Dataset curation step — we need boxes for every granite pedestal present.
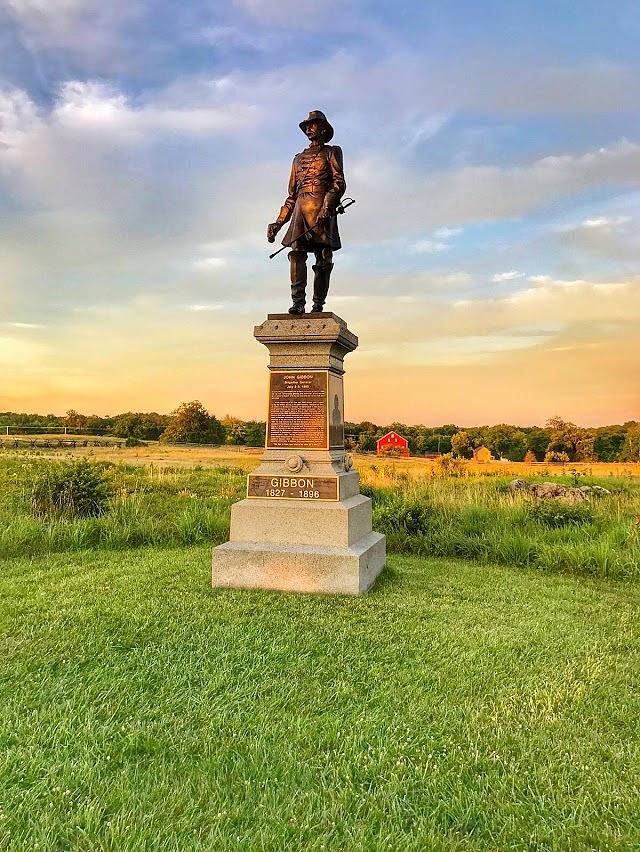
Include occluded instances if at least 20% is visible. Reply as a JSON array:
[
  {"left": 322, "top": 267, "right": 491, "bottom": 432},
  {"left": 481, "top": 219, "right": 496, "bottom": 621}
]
[{"left": 212, "top": 312, "right": 386, "bottom": 595}]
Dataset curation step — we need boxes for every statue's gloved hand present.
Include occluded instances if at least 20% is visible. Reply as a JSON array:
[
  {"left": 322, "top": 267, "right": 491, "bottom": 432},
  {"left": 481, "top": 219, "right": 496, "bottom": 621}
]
[
  {"left": 267, "top": 222, "right": 281, "bottom": 243},
  {"left": 316, "top": 207, "right": 330, "bottom": 224}
]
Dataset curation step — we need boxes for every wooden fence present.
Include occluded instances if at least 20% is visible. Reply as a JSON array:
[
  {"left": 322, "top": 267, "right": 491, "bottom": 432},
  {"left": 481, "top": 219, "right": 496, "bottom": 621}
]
[{"left": 0, "top": 439, "right": 121, "bottom": 449}]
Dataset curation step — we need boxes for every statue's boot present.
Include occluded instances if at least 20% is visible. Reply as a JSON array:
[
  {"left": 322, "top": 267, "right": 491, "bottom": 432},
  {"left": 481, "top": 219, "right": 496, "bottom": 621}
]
[
  {"left": 311, "top": 261, "right": 333, "bottom": 312},
  {"left": 288, "top": 250, "right": 307, "bottom": 314}
]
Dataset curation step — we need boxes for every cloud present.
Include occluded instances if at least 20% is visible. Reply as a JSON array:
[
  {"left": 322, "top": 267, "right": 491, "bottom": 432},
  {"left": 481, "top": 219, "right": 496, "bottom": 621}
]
[
  {"left": 447, "top": 275, "right": 640, "bottom": 337},
  {"left": 491, "top": 271, "right": 523, "bottom": 282},
  {"left": 581, "top": 216, "right": 631, "bottom": 229},
  {"left": 557, "top": 215, "right": 632, "bottom": 232},
  {"left": 409, "top": 239, "right": 449, "bottom": 254},
  {"left": 403, "top": 112, "right": 451, "bottom": 150},
  {"left": 52, "top": 80, "right": 259, "bottom": 138},
  {"left": 397, "top": 332, "right": 551, "bottom": 366},
  {"left": 1, "top": 12, "right": 639, "bottom": 424},
  {"left": 553, "top": 211, "right": 639, "bottom": 261},
  {"left": 4, "top": 0, "right": 90, "bottom": 31},
  {"left": 196, "top": 25, "right": 281, "bottom": 53},
  {"left": 0, "top": 87, "right": 42, "bottom": 160},
  {"left": 192, "top": 257, "right": 228, "bottom": 271},
  {"left": 408, "top": 226, "right": 463, "bottom": 254},
  {"left": 185, "top": 303, "right": 224, "bottom": 312},
  {"left": 233, "top": 0, "right": 353, "bottom": 29},
  {"left": 433, "top": 227, "right": 463, "bottom": 239},
  {"left": 0, "top": 332, "right": 48, "bottom": 369},
  {"left": 2, "top": 0, "right": 150, "bottom": 80},
  {"left": 349, "top": 139, "right": 640, "bottom": 242}
]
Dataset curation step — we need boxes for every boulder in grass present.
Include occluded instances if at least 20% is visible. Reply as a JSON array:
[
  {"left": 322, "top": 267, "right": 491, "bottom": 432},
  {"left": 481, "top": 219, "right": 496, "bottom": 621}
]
[
  {"left": 530, "top": 482, "right": 567, "bottom": 499},
  {"left": 555, "top": 487, "right": 588, "bottom": 504},
  {"left": 508, "top": 479, "right": 531, "bottom": 493},
  {"left": 579, "top": 484, "right": 611, "bottom": 496}
]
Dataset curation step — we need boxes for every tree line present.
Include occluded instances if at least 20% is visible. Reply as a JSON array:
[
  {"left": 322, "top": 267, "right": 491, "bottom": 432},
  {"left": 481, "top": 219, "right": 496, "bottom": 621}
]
[
  {"left": 0, "top": 402, "right": 265, "bottom": 447},
  {"left": 1, "top": 406, "right": 639, "bottom": 461},
  {"left": 346, "top": 416, "right": 640, "bottom": 462}
]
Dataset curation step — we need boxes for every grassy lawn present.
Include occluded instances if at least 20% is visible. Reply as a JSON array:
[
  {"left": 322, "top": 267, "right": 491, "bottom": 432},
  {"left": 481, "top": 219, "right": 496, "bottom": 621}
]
[{"left": 1, "top": 546, "right": 638, "bottom": 851}]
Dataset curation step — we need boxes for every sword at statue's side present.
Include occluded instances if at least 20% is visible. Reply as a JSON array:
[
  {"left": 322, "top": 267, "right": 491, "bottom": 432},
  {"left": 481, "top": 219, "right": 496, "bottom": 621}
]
[{"left": 268, "top": 198, "right": 356, "bottom": 260}]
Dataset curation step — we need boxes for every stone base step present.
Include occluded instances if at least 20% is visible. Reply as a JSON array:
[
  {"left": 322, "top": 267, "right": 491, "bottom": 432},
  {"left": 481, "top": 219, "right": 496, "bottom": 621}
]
[{"left": 212, "top": 532, "right": 386, "bottom": 595}]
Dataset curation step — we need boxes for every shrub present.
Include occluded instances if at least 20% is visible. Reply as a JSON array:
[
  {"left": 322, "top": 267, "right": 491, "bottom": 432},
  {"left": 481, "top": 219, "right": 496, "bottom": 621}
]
[
  {"left": 31, "top": 460, "right": 112, "bottom": 520},
  {"left": 544, "top": 451, "right": 570, "bottom": 463},
  {"left": 374, "top": 500, "right": 433, "bottom": 535},
  {"left": 529, "top": 499, "right": 594, "bottom": 528},
  {"left": 379, "top": 446, "right": 405, "bottom": 458},
  {"left": 433, "top": 453, "right": 467, "bottom": 477}
]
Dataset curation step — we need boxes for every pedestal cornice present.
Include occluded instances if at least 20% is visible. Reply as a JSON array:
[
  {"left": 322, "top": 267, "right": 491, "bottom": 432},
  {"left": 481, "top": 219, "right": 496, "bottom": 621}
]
[{"left": 254, "top": 312, "right": 358, "bottom": 373}]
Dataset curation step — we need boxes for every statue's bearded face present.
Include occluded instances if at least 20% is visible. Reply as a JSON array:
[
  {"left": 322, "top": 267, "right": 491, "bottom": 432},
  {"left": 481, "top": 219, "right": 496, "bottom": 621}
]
[{"left": 304, "top": 120, "right": 324, "bottom": 142}]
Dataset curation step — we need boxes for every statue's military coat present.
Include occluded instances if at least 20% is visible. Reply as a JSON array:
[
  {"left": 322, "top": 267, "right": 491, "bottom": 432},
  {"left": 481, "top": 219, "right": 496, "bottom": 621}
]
[{"left": 276, "top": 144, "right": 346, "bottom": 250}]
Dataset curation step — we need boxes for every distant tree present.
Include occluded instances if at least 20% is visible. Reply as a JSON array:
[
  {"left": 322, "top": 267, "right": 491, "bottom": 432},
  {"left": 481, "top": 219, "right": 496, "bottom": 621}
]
[
  {"left": 388, "top": 422, "right": 409, "bottom": 434},
  {"left": 451, "top": 431, "right": 473, "bottom": 459},
  {"left": 546, "top": 416, "right": 595, "bottom": 462},
  {"left": 85, "top": 415, "right": 111, "bottom": 434},
  {"left": 244, "top": 421, "right": 266, "bottom": 447},
  {"left": 357, "top": 434, "right": 377, "bottom": 453},
  {"left": 525, "top": 427, "right": 551, "bottom": 460},
  {"left": 620, "top": 425, "right": 640, "bottom": 462},
  {"left": 574, "top": 432, "right": 596, "bottom": 462},
  {"left": 64, "top": 409, "right": 88, "bottom": 429},
  {"left": 546, "top": 416, "right": 575, "bottom": 457},
  {"left": 594, "top": 426, "right": 626, "bottom": 461},
  {"left": 485, "top": 424, "right": 528, "bottom": 460},
  {"left": 160, "top": 401, "right": 224, "bottom": 444},
  {"left": 112, "top": 412, "right": 168, "bottom": 441},
  {"left": 355, "top": 421, "right": 377, "bottom": 435},
  {"left": 0, "top": 411, "right": 63, "bottom": 429},
  {"left": 436, "top": 434, "right": 452, "bottom": 454},
  {"left": 523, "top": 450, "right": 537, "bottom": 464},
  {"left": 508, "top": 430, "right": 529, "bottom": 461},
  {"left": 221, "top": 415, "right": 247, "bottom": 445},
  {"left": 414, "top": 434, "right": 430, "bottom": 456}
]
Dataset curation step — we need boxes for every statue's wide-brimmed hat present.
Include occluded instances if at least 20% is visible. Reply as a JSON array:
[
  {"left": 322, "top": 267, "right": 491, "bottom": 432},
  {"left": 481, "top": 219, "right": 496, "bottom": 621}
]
[{"left": 299, "top": 110, "right": 334, "bottom": 141}]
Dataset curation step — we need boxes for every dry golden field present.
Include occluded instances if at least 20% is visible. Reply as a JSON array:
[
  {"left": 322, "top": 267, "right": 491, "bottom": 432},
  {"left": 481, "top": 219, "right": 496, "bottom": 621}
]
[{"left": 1, "top": 436, "right": 638, "bottom": 479}]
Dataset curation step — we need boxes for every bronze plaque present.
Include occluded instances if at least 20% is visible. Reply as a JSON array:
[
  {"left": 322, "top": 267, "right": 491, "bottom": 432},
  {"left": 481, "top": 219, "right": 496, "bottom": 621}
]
[
  {"left": 247, "top": 475, "right": 338, "bottom": 501},
  {"left": 266, "top": 371, "right": 328, "bottom": 449}
]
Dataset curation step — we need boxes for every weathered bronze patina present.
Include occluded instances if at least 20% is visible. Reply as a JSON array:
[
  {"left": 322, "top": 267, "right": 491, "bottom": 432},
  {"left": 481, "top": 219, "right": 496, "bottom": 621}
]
[
  {"left": 267, "top": 110, "right": 346, "bottom": 314},
  {"left": 266, "top": 370, "right": 328, "bottom": 450}
]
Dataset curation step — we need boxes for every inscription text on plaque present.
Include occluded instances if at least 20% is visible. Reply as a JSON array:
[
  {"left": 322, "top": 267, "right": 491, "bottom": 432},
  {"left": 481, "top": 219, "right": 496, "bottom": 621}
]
[
  {"left": 248, "top": 475, "right": 338, "bottom": 501},
  {"left": 266, "top": 371, "right": 328, "bottom": 449}
]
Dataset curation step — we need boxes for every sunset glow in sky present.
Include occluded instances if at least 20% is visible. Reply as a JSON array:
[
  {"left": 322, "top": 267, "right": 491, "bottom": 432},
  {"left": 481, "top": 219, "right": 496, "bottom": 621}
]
[{"left": 1, "top": 0, "right": 639, "bottom": 425}]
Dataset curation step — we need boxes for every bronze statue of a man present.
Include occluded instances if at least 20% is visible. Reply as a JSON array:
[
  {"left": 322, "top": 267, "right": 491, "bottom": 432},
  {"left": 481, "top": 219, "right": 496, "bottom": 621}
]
[{"left": 267, "top": 110, "right": 346, "bottom": 314}]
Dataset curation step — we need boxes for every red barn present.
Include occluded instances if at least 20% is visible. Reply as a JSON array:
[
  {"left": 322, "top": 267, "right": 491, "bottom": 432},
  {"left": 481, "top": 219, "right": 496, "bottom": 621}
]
[{"left": 376, "top": 431, "right": 410, "bottom": 457}]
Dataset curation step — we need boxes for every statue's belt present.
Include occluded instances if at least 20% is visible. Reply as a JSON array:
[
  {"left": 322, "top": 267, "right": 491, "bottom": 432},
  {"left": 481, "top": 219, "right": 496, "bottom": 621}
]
[{"left": 295, "top": 181, "right": 329, "bottom": 193}]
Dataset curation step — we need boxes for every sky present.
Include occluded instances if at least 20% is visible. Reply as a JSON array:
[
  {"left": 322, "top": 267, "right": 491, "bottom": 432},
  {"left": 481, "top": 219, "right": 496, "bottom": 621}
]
[{"left": 0, "top": 0, "right": 639, "bottom": 426}]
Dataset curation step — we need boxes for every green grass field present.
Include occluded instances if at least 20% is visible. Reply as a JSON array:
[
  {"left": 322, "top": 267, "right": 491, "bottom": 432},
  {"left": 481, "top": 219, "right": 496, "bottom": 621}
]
[
  {"left": 1, "top": 546, "right": 638, "bottom": 850},
  {"left": 1, "top": 452, "right": 639, "bottom": 849}
]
